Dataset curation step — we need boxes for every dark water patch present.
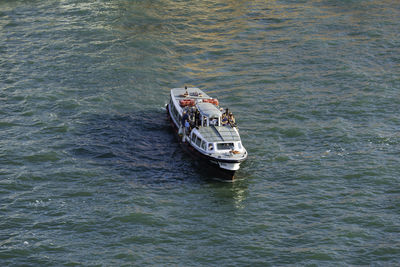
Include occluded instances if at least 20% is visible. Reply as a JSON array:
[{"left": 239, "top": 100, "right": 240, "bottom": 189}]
[
  {"left": 111, "top": 212, "right": 165, "bottom": 227},
  {"left": 280, "top": 127, "right": 306, "bottom": 138},
  {"left": 94, "top": 151, "right": 117, "bottom": 159},
  {"left": 22, "top": 151, "right": 60, "bottom": 163},
  {"left": 0, "top": 215, "right": 32, "bottom": 232},
  {"left": 40, "top": 124, "right": 69, "bottom": 134},
  {"left": 71, "top": 109, "right": 228, "bottom": 185},
  {"left": 0, "top": 121, "right": 19, "bottom": 128},
  {"left": 0, "top": 180, "right": 34, "bottom": 192}
]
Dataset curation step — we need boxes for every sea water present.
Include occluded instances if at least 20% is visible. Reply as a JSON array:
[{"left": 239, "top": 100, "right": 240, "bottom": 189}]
[{"left": 1, "top": 0, "right": 399, "bottom": 265}]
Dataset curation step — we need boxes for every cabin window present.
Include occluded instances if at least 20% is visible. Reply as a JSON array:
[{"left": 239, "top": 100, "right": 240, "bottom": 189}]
[
  {"left": 195, "top": 137, "right": 202, "bottom": 147},
  {"left": 191, "top": 133, "right": 197, "bottom": 142},
  {"left": 201, "top": 140, "right": 206, "bottom": 150},
  {"left": 217, "top": 143, "right": 234, "bottom": 150},
  {"left": 209, "top": 117, "right": 219, "bottom": 126}
]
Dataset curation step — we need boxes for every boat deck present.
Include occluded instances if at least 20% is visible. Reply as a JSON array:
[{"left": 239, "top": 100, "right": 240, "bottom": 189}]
[{"left": 171, "top": 87, "right": 211, "bottom": 101}]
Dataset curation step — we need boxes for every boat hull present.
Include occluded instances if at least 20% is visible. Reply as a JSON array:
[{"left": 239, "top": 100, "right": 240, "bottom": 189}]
[{"left": 166, "top": 104, "right": 239, "bottom": 180}]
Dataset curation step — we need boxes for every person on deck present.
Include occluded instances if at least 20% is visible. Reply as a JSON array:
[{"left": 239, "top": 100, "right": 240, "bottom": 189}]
[
  {"left": 228, "top": 112, "right": 235, "bottom": 123},
  {"left": 183, "top": 86, "right": 189, "bottom": 96},
  {"left": 228, "top": 112, "right": 236, "bottom": 127},
  {"left": 181, "top": 111, "right": 189, "bottom": 139},
  {"left": 185, "top": 120, "right": 190, "bottom": 134},
  {"left": 222, "top": 115, "right": 228, "bottom": 126},
  {"left": 181, "top": 111, "right": 188, "bottom": 126},
  {"left": 195, "top": 110, "right": 200, "bottom": 127}
]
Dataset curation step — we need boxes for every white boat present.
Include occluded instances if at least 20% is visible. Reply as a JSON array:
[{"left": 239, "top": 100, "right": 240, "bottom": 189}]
[{"left": 166, "top": 86, "right": 248, "bottom": 178}]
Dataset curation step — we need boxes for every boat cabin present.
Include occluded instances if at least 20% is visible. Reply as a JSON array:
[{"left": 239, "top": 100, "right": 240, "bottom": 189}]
[{"left": 196, "top": 102, "right": 222, "bottom": 127}]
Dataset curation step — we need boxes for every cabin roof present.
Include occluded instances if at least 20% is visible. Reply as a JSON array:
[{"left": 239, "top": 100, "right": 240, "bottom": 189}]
[
  {"left": 198, "top": 126, "right": 241, "bottom": 143},
  {"left": 197, "top": 102, "right": 221, "bottom": 118}
]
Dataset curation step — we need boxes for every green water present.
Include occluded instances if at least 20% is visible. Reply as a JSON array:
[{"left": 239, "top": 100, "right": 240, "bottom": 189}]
[{"left": 1, "top": 0, "right": 399, "bottom": 265}]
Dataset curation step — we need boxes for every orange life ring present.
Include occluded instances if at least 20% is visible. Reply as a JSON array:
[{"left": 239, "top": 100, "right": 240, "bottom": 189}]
[
  {"left": 179, "top": 99, "right": 195, "bottom": 107},
  {"left": 203, "top": 98, "right": 219, "bottom": 106}
]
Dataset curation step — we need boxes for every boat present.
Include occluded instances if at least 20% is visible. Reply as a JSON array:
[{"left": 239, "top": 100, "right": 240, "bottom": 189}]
[{"left": 166, "top": 86, "right": 248, "bottom": 179}]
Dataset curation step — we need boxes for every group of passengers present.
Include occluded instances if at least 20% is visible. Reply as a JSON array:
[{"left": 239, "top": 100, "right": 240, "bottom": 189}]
[
  {"left": 181, "top": 107, "right": 200, "bottom": 136},
  {"left": 221, "top": 108, "right": 236, "bottom": 127}
]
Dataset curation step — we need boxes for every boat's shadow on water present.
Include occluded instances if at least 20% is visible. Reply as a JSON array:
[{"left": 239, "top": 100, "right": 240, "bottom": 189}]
[{"left": 71, "top": 109, "right": 248, "bottom": 186}]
